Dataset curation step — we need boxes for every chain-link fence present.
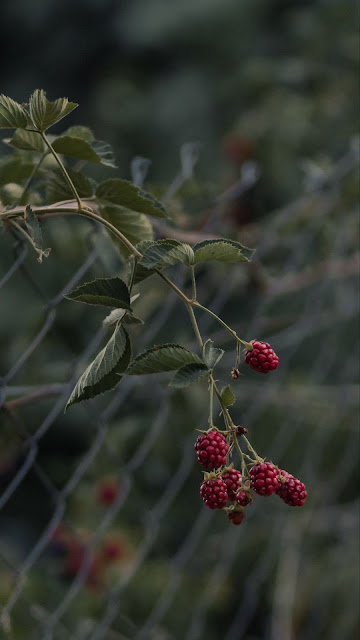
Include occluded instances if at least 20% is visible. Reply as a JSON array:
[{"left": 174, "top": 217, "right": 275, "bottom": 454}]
[{"left": 0, "top": 146, "right": 359, "bottom": 640}]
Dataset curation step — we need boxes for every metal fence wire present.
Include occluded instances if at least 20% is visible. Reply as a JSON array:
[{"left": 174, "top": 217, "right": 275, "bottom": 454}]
[{"left": 0, "top": 146, "right": 359, "bottom": 640}]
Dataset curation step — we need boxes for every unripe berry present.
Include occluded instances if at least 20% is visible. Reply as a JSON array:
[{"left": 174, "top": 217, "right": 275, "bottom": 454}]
[
  {"left": 195, "top": 430, "right": 229, "bottom": 469},
  {"left": 222, "top": 467, "right": 242, "bottom": 501},
  {"left": 245, "top": 340, "right": 279, "bottom": 374},
  {"left": 250, "top": 462, "right": 279, "bottom": 496},
  {"left": 276, "top": 470, "right": 307, "bottom": 507},
  {"left": 236, "top": 490, "right": 253, "bottom": 507},
  {"left": 227, "top": 508, "right": 246, "bottom": 526},
  {"left": 200, "top": 477, "right": 228, "bottom": 509}
]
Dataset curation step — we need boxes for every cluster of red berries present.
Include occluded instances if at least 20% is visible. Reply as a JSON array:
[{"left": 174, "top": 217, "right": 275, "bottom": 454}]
[
  {"left": 48, "top": 524, "right": 129, "bottom": 591},
  {"left": 195, "top": 430, "right": 307, "bottom": 526}
]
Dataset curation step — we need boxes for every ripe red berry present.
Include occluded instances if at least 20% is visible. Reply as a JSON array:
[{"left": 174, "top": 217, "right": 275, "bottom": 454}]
[
  {"left": 195, "top": 430, "right": 229, "bottom": 469},
  {"left": 97, "top": 478, "right": 119, "bottom": 506},
  {"left": 276, "top": 470, "right": 307, "bottom": 507},
  {"left": 227, "top": 509, "right": 246, "bottom": 525},
  {"left": 245, "top": 340, "right": 279, "bottom": 374},
  {"left": 200, "top": 477, "right": 228, "bottom": 509},
  {"left": 222, "top": 468, "right": 242, "bottom": 501},
  {"left": 250, "top": 462, "right": 279, "bottom": 496},
  {"left": 236, "top": 490, "right": 253, "bottom": 507}
]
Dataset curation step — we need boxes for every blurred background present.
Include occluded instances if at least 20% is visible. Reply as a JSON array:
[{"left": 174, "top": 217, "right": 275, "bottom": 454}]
[{"left": 0, "top": 0, "right": 359, "bottom": 639}]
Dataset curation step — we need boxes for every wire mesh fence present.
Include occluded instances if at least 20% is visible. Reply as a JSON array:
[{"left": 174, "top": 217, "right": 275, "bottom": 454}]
[{"left": 0, "top": 145, "right": 359, "bottom": 640}]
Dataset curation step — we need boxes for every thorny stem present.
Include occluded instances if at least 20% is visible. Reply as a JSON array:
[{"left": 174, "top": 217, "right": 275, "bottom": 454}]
[
  {"left": 193, "top": 301, "right": 253, "bottom": 350},
  {"left": 40, "top": 132, "right": 83, "bottom": 210}
]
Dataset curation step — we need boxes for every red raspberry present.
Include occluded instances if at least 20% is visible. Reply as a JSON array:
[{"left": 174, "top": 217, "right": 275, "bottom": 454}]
[
  {"left": 195, "top": 430, "right": 229, "bottom": 469},
  {"left": 97, "top": 478, "right": 119, "bottom": 506},
  {"left": 227, "top": 509, "right": 246, "bottom": 525},
  {"left": 236, "top": 490, "right": 253, "bottom": 507},
  {"left": 200, "top": 478, "right": 228, "bottom": 509},
  {"left": 245, "top": 340, "right": 279, "bottom": 374},
  {"left": 276, "top": 470, "right": 307, "bottom": 507},
  {"left": 222, "top": 468, "right": 242, "bottom": 501},
  {"left": 250, "top": 462, "right": 279, "bottom": 496}
]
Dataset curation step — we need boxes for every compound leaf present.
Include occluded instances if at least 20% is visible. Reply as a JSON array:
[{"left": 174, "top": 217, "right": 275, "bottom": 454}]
[
  {"left": 139, "top": 239, "right": 194, "bottom": 269},
  {"left": 127, "top": 344, "right": 202, "bottom": 376},
  {"left": 66, "top": 324, "right": 131, "bottom": 409},
  {"left": 193, "top": 239, "right": 254, "bottom": 264},
  {"left": 29, "top": 89, "right": 78, "bottom": 131},
  {"left": 64, "top": 277, "right": 131, "bottom": 309},
  {"left": 0, "top": 95, "right": 29, "bottom": 129},
  {"left": 96, "top": 178, "right": 168, "bottom": 218},
  {"left": 169, "top": 363, "right": 209, "bottom": 388}
]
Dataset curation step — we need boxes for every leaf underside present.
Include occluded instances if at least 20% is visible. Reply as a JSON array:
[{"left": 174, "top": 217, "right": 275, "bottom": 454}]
[{"left": 127, "top": 344, "right": 203, "bottom": 376}]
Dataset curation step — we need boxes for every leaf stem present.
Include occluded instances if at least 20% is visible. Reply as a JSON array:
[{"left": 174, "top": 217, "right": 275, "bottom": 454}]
[
  {"left": 190, "top": 265, "right": 197, "bottom": 301},
  {"left": 40, "top": 132, "right": 83, "bottom": 210},
  {"left": 193, "top": 301, "right": 253, "bottom": 349}
]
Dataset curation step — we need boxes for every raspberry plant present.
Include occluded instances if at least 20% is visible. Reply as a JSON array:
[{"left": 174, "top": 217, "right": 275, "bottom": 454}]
[{"left": 0, "top": 90, "right": 307, "bottom": 527}]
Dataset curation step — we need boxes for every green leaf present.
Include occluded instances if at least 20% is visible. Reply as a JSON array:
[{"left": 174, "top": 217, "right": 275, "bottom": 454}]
[
  {"left": 220, "top": 385, "right": 236, "bottom": 407},
  {"left": 46, "top": 168, "right": 94, "bottom": 203},
  {"left": 29, "top": 89, "right": 78, "bottom": 131},
  {"left": 0, "top": 95, "right": 29, "bottom": 129},
  {"left": 0, "top": 157, "right": 37, "bottom": 187},
  {"left": 202, "top": 339, "right": 224, "bottom": 369},
  {"left": 65, "top": 324, "right": 131, "bottom": 410},
  {"left": 101, "top": 205, "right": 154, "bottom": 259},
  {"left": 62, "top": 125, "right": 94, "bottom": 142},
  {"left": 96, "top": 179, "right": 168, "bottom": 218},
  {"left": 103, "top": 295, "right": 142, "bottom": 327},
  {"left": 24, "top": 205, "right": 51, "bottom": 263},
  {"left": 139, "top": 239, "right": 194, "bottom": 270},
  {"left": 52, "top": 135, "right": 116, "bottom": 168},
  {"left": 127, "top": 344, "right": 202, "bottom": 376},
  {"left": 193, "top": 239, "right": 254, "bottom": 264},
  {"left": 169, "top": 363, "right": 209, "bottom": 388},
  {"left": 64, "top": 277, "right": 131, "bottom": 309},
  {"left": 5, "top": 128, "right": 45, "bottom": 153}
]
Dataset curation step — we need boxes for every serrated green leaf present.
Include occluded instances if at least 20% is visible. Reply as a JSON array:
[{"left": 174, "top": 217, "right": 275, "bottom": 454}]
[
  {"left": 24, "top": 204, "right": 51, "bottom": 263},
  {"left": 65, "top": 324, "right": 131, "bottom": 409},
  {"left": 96, "top": 179, "right": 168, "bottom": 218},
  {"left": 102, "top": 295, "right": 142, "bottom": 327},
  {"left": 202, "top": 339, "right": 224, "bottom": 369},
  {"left": 29, "top": 89, "right": 78, "bottom": 131},
  {"left": 220, "top": 385, "right": 236, "bottom": 407},
  {"left": 193, "top": 239, "right": 254, "bottom": 264},
  {"left": 62, "top": 125, "right": 95, "bottom": 142},
  {"left": 46, "top": 168, "right": 94, "bottom": 203},
  {"left": 127, "top": 344, "right": 202, "bottom": 376},
  {"left": 52, "top": 135, "right": 116, "bottom": 168},
  {"left": 139, "top": 239, "right": 194, "bottom": 270},
  {"left": 169, "top": 363, "right": 209, "bottom": 388},
  {"left": 101, "top": 204, "right": 154, "bottom": 259},
  {"left": 5, "top": 128, "right": 45, "bottom": 152},
  {"left": 64, "top": 277, "right": 131, "bottom": 309},
  {"left": 0, "top": 95, "right": 29, "bottom": 129}
]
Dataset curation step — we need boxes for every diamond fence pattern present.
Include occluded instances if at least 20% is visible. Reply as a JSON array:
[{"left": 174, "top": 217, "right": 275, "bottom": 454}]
[{"left": 0, "top": 147, "right": 359, "bottom": 640}]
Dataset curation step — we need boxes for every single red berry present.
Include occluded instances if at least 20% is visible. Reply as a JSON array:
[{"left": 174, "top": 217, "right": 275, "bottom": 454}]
[
  {"left": 200, "top": 478, "right": 228, "bottom": 509},
  {"left": 222, "top": 468, "right": 242, "bottom": 501},
  {"left": 97, "top": 478, "right": 119, "bottom": 506},
  {"left": 276, "top": 470, "right": 307, "bottom": 507},
  {"left": 195, "top": 430, "right": 229, "bottom": 469},
  {"left": 245, "top": 340, "right": 279, "bottom": 374},
  {"left": 236, "top": 490, "right": 253, "bottom": 507},
  {"left": 250, "top": 462, "right": 279, "bottom": 496},
  {"left": 227, "top": 509, "right": 246, "bottom": 525}
]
